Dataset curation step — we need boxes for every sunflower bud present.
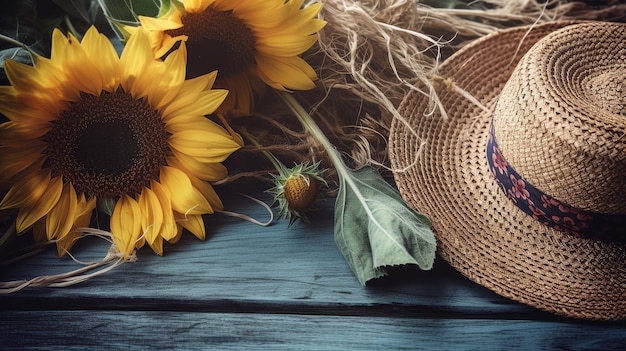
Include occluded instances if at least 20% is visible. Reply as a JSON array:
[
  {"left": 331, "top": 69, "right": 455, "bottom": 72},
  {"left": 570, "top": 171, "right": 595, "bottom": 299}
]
[
  {"left": 283, "top": 174, "right": 319, "bottom": 212},
  {"left": 267, "top": 161, "right": 327, "bottom": 226}
]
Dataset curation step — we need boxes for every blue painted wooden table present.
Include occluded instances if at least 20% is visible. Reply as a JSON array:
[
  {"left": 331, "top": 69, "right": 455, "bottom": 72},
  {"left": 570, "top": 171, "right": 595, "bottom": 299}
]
[{"left": 1, "top": 189, "right": 625, "bottom": 350}]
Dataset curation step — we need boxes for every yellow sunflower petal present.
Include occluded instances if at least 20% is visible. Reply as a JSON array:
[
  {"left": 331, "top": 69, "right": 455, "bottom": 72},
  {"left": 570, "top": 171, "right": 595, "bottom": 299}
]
[
  {"left": 110, "top": 194, "right": 143, "bottom": 258},
  {"left": 255, "top": 34, "right": 318, "bottom": 57},
  {"left": 0, "top": 86, "right": 65, "bottom": 126},
  {"left": 297, "top": 1, "right": 324, "bottom": 22},
  {"left": 2, "top": 100, "right": 59, "bottom": 126},
  {"left": 167, "top": 152, "right": 228, "bottom": 181},
  {"left": 162, "top": 39, "right": 187, "bottom": 78},
  {"left": 175, "top": 212, "right": 206, "bottom": 240},
  {"left": 190, "top": 70, "right": 219, "bottom": 90},
  {"left": 256, "top": 55, "right": 317, "bottom": 91},
  {"left": 74, "top": 194, "right": 96, "bottom": 229},
  {"left": 165, "top": 112, "right": 224, "bottom": 133},
  {"left": 4, "top": 60, "right": 58, "bottom": 96},
  {"left": 147, "top": 42, "right": 187, "bottom": 108},
  {"left": 185, "top": 0, "right": 213, "bottom": 12},
  {"left": 0, "top": 145, "right": 46, "bottom": 180},
  {"left": 154, "top": 71, "right": 218, "bottom": 115},
  {"left": 150, "top": 180, "right": 178, "bottom": 241},
  {"left": 56, "top": 231, "right": 81, "bottom": 257},
  {"left": 0, "top": 85, "right": 16, "bottom": 98},
  {"left": 31, "top": 60, "right": 81, "bottom": 103},
  {"left": 188, "top": 174, "right": 223, "bottom": 210},
  {"left": 80, "top": 26, "right": 121, "bottom": 92},
  {"left": 166, "top": 226, "right": 184, "bottom": 244},
  {"left": 45, "top": 182, "right": 78, "bottom": 240},
  {"left": 0, "top": 168, "right": 51, "bottom": 211},
  {"left": 32, "top": 218, "right": 47, "bottom": 243},
  {"left": 215, "top": 69, "right": 261, "bottom": 115},
  {"left": 147, "top": 233, "right": 164, "bottom": 256},
  {"left": 139, "top": 15, "right": 183, "bottom": 31},
  {"left": 121, "top": 23, "right": 139, "bottom": 37},
  {"left": 4, "top": 60, "right": 46, "bottom": 93},
  {"left": 161, "top": 88, "right": 228, "bottom": 117},
  {"left": 139, "top": 187, "right": 164, "bottom": 255},
  {"left": 16, "top": 175, "right": 63, "bottom": 232},
  {"left": 60, "top": 32, "right": 104, "bottom": 96},
  {"left": 279, "top": 2, "right": 325, "bottom": 34},
  {"left": 0, "top": 150, "right": 45, "bottom": 189},
  {"left": 56, "top": 193, "right": 96, "bottom": 256},
  {"left": 155, "top": 34, "right": 187, "bottom": 58},
  {"left": 32, "top": 56, "right": 67, "bottom": 91},
  {"left": 120, "top": 29, "right": 154, "bottom": 97},
  {"left": 168, "top": 129, "right": 241, "bottom": 163},
  {"left": 159, "top": 166, "right": 212, "bottom": 215},
  {"left": 0, "top": 112, "right": 53, "bottom": 141},
  {"left": 233, "top": 2, "right": 290, "bottom": 27},
  {"left": 50, "top": 28, "right": 70, "bottom": 63}
]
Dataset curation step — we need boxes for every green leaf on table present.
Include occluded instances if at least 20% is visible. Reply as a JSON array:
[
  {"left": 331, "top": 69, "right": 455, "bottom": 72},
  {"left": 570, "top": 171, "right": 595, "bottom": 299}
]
[
  {"left": 334, "top": 166, "right": 436, "bottom": 285},
  {"left": 277, "top": 91, "right": 436, "bottom": 287}
]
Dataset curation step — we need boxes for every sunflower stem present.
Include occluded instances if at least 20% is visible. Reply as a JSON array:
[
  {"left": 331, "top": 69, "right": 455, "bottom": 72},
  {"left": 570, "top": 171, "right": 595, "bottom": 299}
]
[
  {"left": 64, "top": 15, "right": 82, "bottom": 39},
  {"left": 276, "top": 90, "right": 382, "bottom": 224},
  {"left": 239, "top": 129, "right": 287, "bottom": 177},
  {"left": 275, "top": 91, "right": 350, "bottom": 181},
  {"left": 0, "top": 34, "right": 35, "bottom": 57}
]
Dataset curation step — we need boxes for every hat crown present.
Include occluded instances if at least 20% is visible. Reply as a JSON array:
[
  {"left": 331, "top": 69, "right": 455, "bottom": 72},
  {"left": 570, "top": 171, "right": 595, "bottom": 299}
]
[{"left": 492, "top": 22, "right": 626, "bottom": 215}]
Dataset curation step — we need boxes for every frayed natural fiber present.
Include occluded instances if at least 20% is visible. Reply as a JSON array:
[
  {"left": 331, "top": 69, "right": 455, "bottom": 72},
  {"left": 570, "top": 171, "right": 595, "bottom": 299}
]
[
  {"left": 224, "top": 0, "right": 625, "bottom": 191},
  {"left": 215, "top": 193, "right": 274, "bottom": 227},
  {"left": 0, "top": 228, "right": 134, "bottom": 293}
]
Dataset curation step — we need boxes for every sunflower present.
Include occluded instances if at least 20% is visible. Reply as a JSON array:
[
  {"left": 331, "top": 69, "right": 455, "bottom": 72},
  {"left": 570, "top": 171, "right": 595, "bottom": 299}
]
[
  {"left": 125, "top": 0, "right": 326, "bottom": 116},
  {"left": 0, "top": 26, "right": 241, "bottom": 257}
]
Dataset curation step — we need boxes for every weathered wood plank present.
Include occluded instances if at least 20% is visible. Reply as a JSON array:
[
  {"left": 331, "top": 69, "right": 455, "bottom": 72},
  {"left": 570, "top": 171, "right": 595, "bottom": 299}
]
[
  {"left": 1, "top": 192, "right": 624, "bottom": 350},
  {"left": 1, "top": 310, "right": 625, "bottom": 351},
  {"left": 1, "top": 195, "right": 534, "bottom": 317}
]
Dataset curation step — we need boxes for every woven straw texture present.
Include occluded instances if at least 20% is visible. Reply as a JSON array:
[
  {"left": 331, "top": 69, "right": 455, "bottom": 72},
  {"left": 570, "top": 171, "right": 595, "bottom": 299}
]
[{"left": 389, "top": 21, "right": 626, "bottom": 320}]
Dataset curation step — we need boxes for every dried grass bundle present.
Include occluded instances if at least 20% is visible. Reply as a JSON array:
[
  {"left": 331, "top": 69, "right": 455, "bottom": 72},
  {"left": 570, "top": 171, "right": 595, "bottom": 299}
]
[{"left": 222, "top": 0, "right": 626, "bottom": 192}]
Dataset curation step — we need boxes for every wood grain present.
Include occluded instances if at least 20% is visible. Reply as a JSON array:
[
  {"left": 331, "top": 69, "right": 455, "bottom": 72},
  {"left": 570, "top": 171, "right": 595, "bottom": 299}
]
[
  {"left": 1, "top": 193, "right": 624, "bottom": 350},
  {"left": 2, "top": 311, "right": 625, "bottom": 351}
]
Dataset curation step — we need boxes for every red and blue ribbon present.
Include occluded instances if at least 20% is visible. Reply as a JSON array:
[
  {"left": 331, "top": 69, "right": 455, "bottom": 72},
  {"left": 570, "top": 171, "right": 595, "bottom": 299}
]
[{"left": 486, "top": 125, "right": 626, "bottom": 242}]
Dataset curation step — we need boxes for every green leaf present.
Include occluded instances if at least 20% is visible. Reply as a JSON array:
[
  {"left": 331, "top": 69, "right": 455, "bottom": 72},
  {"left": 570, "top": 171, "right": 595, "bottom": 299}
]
[
  {"left": 0, "top": 47, "right": 32, "bottom": 87},
  {"left": 277, "top": 91, "right": 436, "bottom": 286},
  {"left": 96, "top": 0, "right": 165, "bottom": 39},
  {"left": 97, "top": 0, "right": 161, "bottom": 23},
  {"left": 48, "top": 0, "right": 115, "bottom": 39},
  {"left": 0, "top": 0, "right": 39, "bottom": 87},
  {"left": 334, "top": 166, "right": 436, "bottom": 285},
  {"left": 50, "top": 0, "right": 96, "bottom": 23}
]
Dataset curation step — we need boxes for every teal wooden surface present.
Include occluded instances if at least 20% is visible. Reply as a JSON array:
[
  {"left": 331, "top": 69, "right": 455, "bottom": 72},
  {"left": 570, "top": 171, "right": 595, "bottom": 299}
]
[
  {"left": 2, "top": 311, "right": 625, "bottom": 351},
  {"left": 1, "top": 191, "right": 625, "bottom": 350}
]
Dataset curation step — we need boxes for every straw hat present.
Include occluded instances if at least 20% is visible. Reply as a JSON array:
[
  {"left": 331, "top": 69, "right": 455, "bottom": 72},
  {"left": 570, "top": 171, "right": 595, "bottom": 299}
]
[{"left": 389, "top": 21, "right": 626, "bottom": 320}]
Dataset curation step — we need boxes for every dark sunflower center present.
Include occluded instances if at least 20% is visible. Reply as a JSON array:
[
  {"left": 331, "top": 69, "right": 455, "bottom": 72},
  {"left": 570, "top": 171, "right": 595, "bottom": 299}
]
[
  {"left": 76, "top": 120, "right": 138, "bottom": 176},
  {"left": 45, "top": 88, "right": 169, "bottom": 198},
  {"left": 165, "top": 7, "right": 257, "bottom": 79}
]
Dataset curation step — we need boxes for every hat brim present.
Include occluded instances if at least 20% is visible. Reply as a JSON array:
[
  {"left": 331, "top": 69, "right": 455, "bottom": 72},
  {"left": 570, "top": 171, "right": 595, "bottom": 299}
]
[{"left": 389, "top": 21, "right": 626, "bottom": 320}]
